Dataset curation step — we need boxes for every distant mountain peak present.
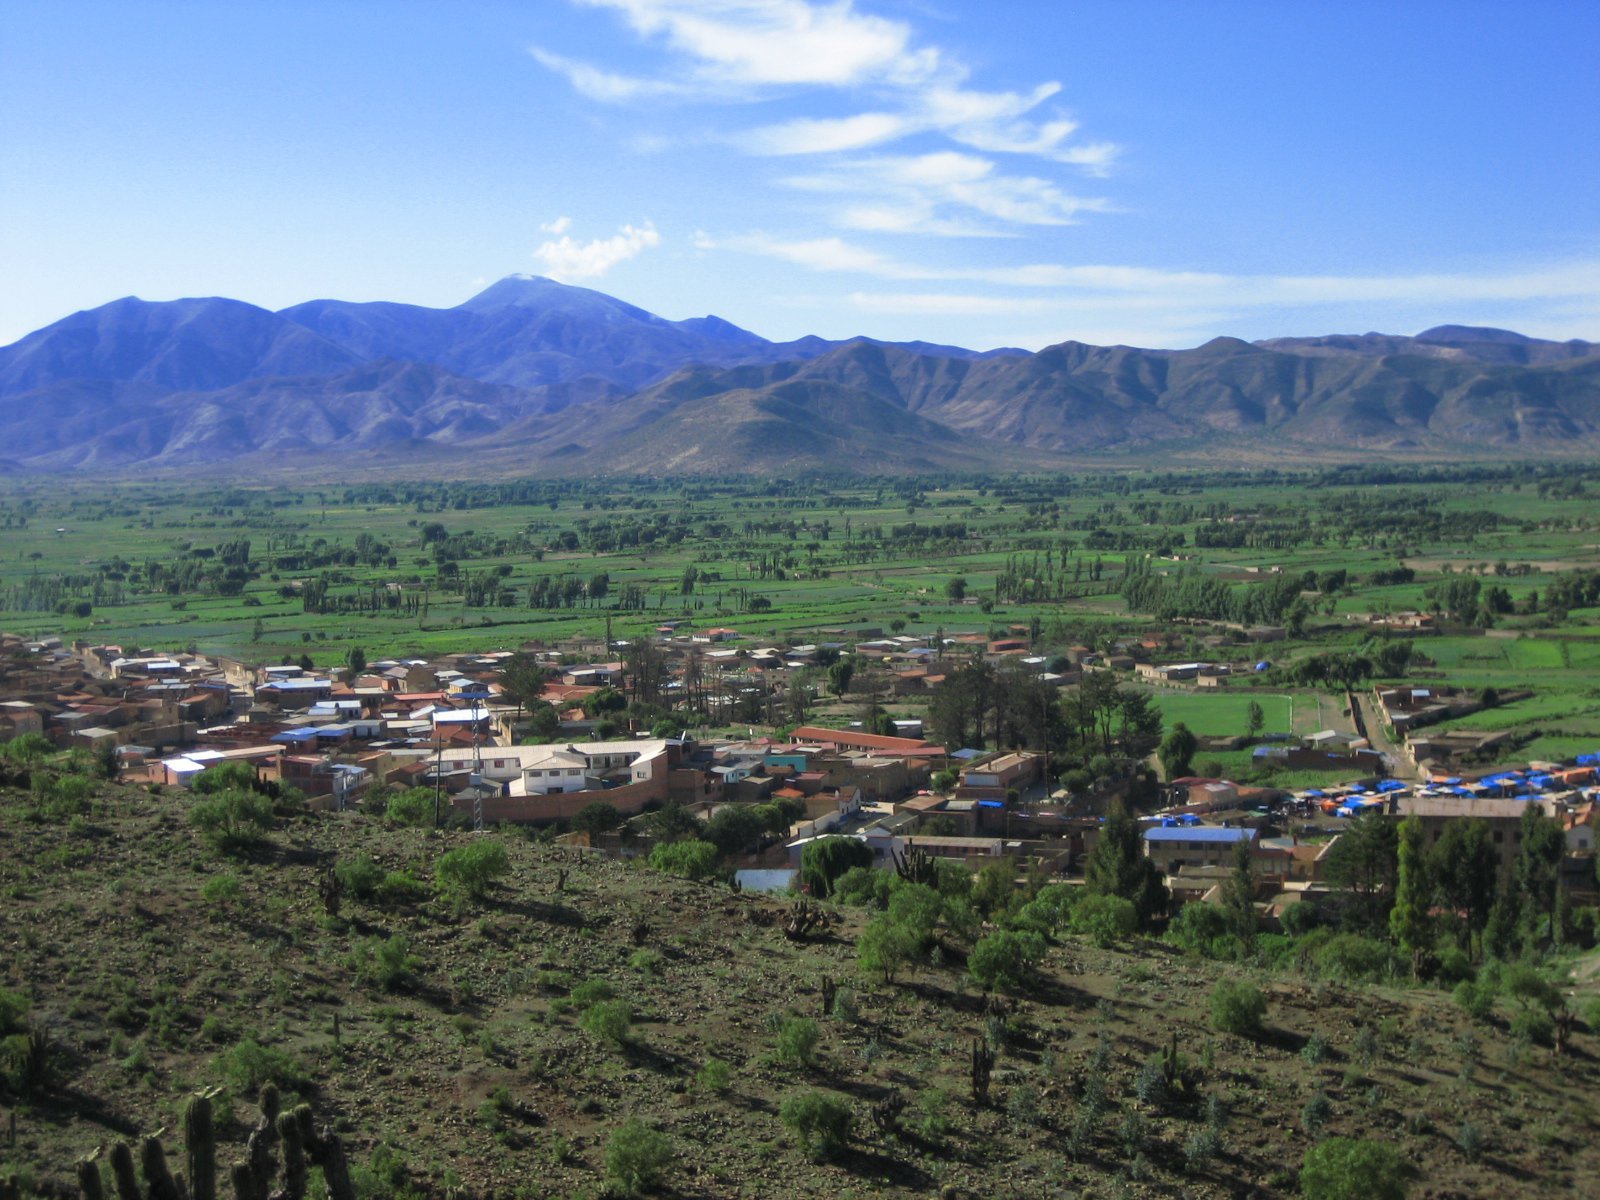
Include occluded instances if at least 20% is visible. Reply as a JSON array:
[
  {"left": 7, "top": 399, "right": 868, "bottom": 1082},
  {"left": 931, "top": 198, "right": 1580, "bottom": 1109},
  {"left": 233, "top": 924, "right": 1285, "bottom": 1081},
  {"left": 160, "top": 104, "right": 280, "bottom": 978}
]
[{"left": 1416, "top": 325, "right": 1532, "bottom": 345}]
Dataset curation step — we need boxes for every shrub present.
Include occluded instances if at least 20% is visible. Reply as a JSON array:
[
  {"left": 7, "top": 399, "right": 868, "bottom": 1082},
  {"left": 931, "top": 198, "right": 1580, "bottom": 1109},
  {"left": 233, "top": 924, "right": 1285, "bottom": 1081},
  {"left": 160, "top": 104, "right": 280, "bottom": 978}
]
[
  {"left": 1453, "top": 977, "right": 1496, "bottom": 1022},
  {"left": 832, "top": 865, "right": 895, "bottom": 909},
  {"left": 376, "top": 870, "right": 428, "bottom": 905},
  {"left": 1184, "top": 1126, "right": 1221, "bottom": 1172},
  {"left": 647, "top": 839, "right": 720, "bottom": 881},
  {"left": 967, "top": 930, "right": 1046, "bottom": 992},
  {"left": 1302, "top": 1092, "right": 1332, "bottom": 1134},
  {"left": 188, "top": 790, "right": 274, "bottom": 853},
  {"left": 335, "top": 854, "right": 386, "bottom": 900},
  {"left": 570, "top": 801, "right": 622, "bottom": 836},
  {"left": 1301, "top": 1033, "right": 1328, "bottom": 1065},
  {"left": 1281, "top": 900, "right": 1322, "bottom": 937},
  {"left": 1069, "top": 893, "right": 1138, "bottom": 948},
  {"left": 570, "top": 979, "right": 616, "bottom": 1008},
  {"left": 1167, "top": 902, "right": 1232, "bottom": 957},
  {"left": 385, "top": 788, "right": 433, "bottom": 827},
  {"left": 774, "top": 1017, "right": 820, "bottom": 1068},
  {"left": 856, "top": 913, "right": 919, "bottom": 984},
  {"left": 799, "top": 835, "right": 873, "bottom": 898},
  {"left": 1509, "top": 1006, "right": 1554, "bottom": 1046},
  {"left": 1300, "top": 1138, "right": 1411, "bottom": 1200},
  {"left": 1014, "top": 882, "right": 1079, "bottom": 935},
  {"left": 0, "top": 989, "right": 28, "bottom": 1037},
  {"left": 214, "top": 1039, "right": 306, "bottom": 1095},
  {"left": 435, "top": 839, "right": 509, "bottom": 901},
  {"left": 1314, "top": 934, "right": 1397, "bottom": 983},
  {"left": 1210, "top": 979, "right": 1266, "bottom": 1036},
  {"left": 694, "top": 1058, "right": 732, "bottom": 1095},
  {"left": 348, "top": 934, "right": 422, "bottom": 991},
  {"left": 603, "top": 1118, "right": 674, "bottom": 1196},
  {"left": 1456, "top": 1120, "right": 1485, "bottom": 1162},
  {"left": 580, "top": 999, "right": 634, "bottom": 1047},
  {"left": 200, "top": 874, "right": 242, "bottom": 910},
  {"left": 780, "top": 1090, "right": 852, "bottom": 1159}
]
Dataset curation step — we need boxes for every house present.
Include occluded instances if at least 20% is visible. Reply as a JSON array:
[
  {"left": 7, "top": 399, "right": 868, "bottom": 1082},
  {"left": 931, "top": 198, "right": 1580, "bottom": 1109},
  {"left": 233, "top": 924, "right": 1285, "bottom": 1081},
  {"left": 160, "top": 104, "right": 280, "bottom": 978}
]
[{"left": 1143, "top": 825, "right": 1257, "bottom": 873}]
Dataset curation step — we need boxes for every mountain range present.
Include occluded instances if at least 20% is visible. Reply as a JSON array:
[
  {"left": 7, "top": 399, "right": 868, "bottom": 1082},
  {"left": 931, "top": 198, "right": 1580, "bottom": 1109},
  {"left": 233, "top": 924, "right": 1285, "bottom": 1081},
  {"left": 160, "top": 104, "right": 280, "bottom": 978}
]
[{"left": 2, "top": 275, "right": 1596, "bottom": 475}]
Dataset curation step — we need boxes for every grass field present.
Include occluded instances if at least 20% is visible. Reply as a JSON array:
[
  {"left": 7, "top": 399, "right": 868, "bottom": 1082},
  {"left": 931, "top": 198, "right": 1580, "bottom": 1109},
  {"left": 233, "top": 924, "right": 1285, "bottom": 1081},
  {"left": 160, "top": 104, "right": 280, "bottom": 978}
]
[
  {"left": 3, "top": 467, "right": 1600, "bottom": 767},
  {"left": 1150, "top": 691, "right": 1295, "bottom": 738}
]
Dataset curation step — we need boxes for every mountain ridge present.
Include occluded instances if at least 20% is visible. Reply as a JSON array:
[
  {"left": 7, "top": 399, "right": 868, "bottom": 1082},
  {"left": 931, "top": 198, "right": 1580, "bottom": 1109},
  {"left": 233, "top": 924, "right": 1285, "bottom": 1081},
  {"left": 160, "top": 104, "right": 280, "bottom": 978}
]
[{"left": 1, "top": 276, "right": 1595, "bottom": 475}]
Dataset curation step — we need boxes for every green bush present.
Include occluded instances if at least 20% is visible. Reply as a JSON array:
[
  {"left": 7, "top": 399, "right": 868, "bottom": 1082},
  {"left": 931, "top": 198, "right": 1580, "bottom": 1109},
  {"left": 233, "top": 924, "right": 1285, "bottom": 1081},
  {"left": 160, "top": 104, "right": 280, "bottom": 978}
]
[
  {"left": 214, "top": 1039, "right": 307, "bottom": 1096},
  {"left": 1453, "top": 977, "right": 1496, "bottom": 1022},
  {"left": 1013, "top": 882, "right": 1079, "bottom": 935},
  {"left": 1210, "top": 979, "right": 1266, "bottom": 1037},
  {"left": 1313, "top": 933, "right": 1398, "bottom": 983},
  {"left": 603, "top": 1118, "right": 674, "bottom": 1196},
  {"left": 385, "top": 788, "right": 433, "bottom": 827},
  {"left": 798, "top": 835, "right": 873, "bottom": 898},
  {"left": 780, "top": 1090, "right": 853, "bottom": 1159},
  {"left": 335, "top": 854, "right": 386, "bottom": 900},
  {"left": 376, "top": 870, "right": 428, "bottom": 905},
  {"left": 694, "top": 1058, "right": 732, "bottom": 1095},
  {"left": 0, "top": 988, "right": 29, "bottom": 1037},
  {"left": 200, "top": 874, "right": 242, "bottom": 909},
  {"left": 580, "top": 999, "right": 634, "bottom": 1047},
  {"left": 967, "top": 930, "right": 1046, "bottom": 992},
  {"left": 832, "top": 865, "right": 895, "bottom": 909},
  {"left": 774, "top": 1017, "right": 820, "bottom": 1068},
  {"left": 856, "top": 912, "right": 919, "bottom": 984},
  {"left": 570, "top": 979, "right": 616, "bottom": 1008},
  {"left": 188, "top": 790, "right": 274, "bottom": 853},
  {"left": 1509, "top": 1006, "right": 1554, "bottom": 1046},
  {"left": 1300, "top": 1138, "right": 1410, "bottom": 1200},
  {"left": 1167, "top": 902, "right": 1232, "bottom": 957},
  {"left": 647, "top": 839, "right": 720, "bottom": 881},
  {"left": 348, "top": 934, "right": 422, "bottom": 991},
  {"left": 1069, "top": 893, "right": 1138, "bottom": 948},
  {"left": 1281, "top": 900, "right": 1322, "bottom": 937},
  {"left": 28, "top": 773, "right": 94, "bottom": 821},
  {"left": 434, "top": 839, "right": 509, "bottom": 901}
]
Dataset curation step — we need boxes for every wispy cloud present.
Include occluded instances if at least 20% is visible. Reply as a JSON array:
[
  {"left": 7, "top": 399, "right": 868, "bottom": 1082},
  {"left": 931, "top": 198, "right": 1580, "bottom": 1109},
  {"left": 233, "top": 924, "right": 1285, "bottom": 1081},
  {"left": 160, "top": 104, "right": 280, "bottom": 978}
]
[
  {"left": 533, "top": 220, "right": 662, "bottom": 281},
  {"left": 536, "top": 1, "right": 1115, "bottom": 237},
  {"left": 713, "top": 232, "right": 1600, "bottom": 344}
]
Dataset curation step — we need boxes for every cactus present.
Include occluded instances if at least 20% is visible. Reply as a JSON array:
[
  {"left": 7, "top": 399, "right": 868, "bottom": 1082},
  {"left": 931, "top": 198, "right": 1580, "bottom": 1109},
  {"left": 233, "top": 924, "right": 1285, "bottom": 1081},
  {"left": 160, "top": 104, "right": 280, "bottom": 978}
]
[
  {"left": 783, "top": 898, "right": 824, "bottom": 941},
  {"left": 275, "top": 1111, "right": 307, "bottom": 1200},
  {"left": 140, "top": 1134, "right": 181, "bottom": 1200},
  {"left": 108, "top": 1141, "right": 141, "bottom": 1200},
  {"left": 80, "top": 1088, "right": 354, "bottom": 1200},
  {"left": 184, "top": 1095, "right": 216, "bottom": 1200},
  {"left": 76, "top": 1160, "right": 105, "bottom": 1200},
  {"left": 891, "top": 844, "right": 937, "bottom": 886},
  {"left": 820, "top": 976, "right": 837, "bottom": 1018},
  {"left": 970, "top": 1037, "right": 995, "bottom": 1106}
]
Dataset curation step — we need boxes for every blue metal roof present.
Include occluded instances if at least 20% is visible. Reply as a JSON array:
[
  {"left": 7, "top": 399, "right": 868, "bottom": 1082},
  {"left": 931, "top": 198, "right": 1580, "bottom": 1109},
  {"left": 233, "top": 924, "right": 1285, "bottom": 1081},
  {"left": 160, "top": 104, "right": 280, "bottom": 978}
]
[{"left": 1143, "top": 826, "right": 1255, "bottom": 843}]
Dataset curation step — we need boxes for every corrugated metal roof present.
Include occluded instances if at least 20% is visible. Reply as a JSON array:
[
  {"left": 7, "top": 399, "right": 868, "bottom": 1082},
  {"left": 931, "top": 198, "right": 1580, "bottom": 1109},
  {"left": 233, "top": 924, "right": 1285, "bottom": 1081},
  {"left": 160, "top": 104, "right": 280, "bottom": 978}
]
[{"left": 1143, "top": 826, "right": 1255, "bottom": 844}]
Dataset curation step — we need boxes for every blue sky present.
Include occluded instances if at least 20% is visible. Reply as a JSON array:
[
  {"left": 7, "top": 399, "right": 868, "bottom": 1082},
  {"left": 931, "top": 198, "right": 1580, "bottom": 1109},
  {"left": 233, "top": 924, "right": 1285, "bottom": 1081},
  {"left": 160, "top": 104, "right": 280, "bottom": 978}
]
[{"left": 3, "top": 0, "right": 1597, "bottom": 350}]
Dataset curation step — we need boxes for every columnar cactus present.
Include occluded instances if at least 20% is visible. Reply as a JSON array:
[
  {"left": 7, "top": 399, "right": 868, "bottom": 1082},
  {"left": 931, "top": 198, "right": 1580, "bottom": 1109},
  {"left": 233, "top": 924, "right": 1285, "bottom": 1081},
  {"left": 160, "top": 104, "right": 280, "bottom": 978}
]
[
  {"left": 107, "top": 1141, "right": 140, "bottom": 1200},
  {"left": 184, "top": 1094, "right": 216, "bottom": 1200},
  {"left": 139, "top": 1135, "right": 181, "bottom": 1200},
  {"left": 76, "top": 1089, "right": 353, "bottom": 1200}
]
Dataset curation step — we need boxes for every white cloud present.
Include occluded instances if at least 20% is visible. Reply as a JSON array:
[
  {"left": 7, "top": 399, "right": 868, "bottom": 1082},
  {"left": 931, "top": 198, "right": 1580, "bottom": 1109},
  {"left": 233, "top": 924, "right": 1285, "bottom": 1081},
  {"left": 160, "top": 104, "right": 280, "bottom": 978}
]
[
  {"left": 575, "top": 0, "right": 927, "bottom": 87},
  {"left": 780, "top": 152, "right": 1107, "bottom": 233},
  {"left": 715, "top": 233, "right": 1600, "bottom": 344},
  {"left": 540, "top": 216, "right": 573, "bottom": 235},
  {"left": 741, "top": 112, "right": 911, "bottom": 156},
  {"left": 529, "top": 46, "right": 697, "bottom": 102},
  {"left": 539, "top": 1, "right": 1117, "bottom": 238},
  {"left": 533, "top": 221, "right": 663, "bottom": 281}
]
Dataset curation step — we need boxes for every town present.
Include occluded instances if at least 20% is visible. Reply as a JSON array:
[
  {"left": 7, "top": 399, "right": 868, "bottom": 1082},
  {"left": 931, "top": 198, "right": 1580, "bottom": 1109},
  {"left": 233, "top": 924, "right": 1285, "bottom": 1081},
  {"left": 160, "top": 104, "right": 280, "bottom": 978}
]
[{"left": 7, "top": 619, "right": 1595, "bottom": 925}]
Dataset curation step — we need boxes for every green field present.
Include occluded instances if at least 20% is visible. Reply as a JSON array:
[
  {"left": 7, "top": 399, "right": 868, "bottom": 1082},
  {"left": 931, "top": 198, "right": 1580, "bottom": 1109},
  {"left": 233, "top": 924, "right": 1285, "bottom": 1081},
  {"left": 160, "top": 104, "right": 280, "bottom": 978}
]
[
  {"left": 3, "top": 465, "right": 1599, "bottom": 765},
  {"left": 1149, "top": 690, "right": 1295, "bottom": 738}
]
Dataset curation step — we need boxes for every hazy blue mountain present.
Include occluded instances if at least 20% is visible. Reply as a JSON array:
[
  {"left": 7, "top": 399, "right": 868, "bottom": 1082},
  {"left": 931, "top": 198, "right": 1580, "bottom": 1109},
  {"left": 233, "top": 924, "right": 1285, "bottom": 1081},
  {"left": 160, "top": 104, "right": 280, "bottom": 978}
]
[{"left": 0, "top": 279, "right": 1594, "bottom": 474}]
